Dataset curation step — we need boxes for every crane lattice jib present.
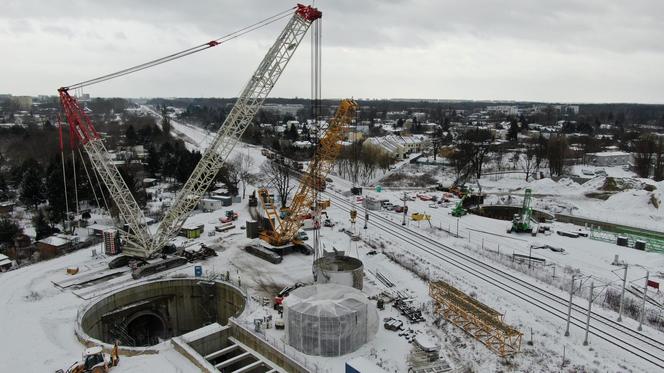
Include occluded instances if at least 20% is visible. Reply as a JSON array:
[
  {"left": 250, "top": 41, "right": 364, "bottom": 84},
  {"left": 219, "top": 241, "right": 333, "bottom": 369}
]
[
  {"left": 149, "top": 5, "right": 322, "bottom": 256},
  {"left": 58, "top": 90, "right": 153, "bottom": 252},
  {"left": 262, "top": 99, "right": 358, "bottom": 246}
]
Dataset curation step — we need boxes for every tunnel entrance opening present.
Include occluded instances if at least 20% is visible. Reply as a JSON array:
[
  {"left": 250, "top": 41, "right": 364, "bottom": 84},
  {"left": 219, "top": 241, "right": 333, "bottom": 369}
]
[
  {"left": 126, "top": 312, "right": 166, "bottom": 346},
  {"left": 78, "top": 278, "right": 246, "bottom": 349}
]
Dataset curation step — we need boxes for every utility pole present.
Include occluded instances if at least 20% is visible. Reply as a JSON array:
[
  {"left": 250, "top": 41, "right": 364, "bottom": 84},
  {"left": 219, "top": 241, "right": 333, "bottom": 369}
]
[
  {"left": 638, "top": 271, "right": 649, "bottom": 331},
  {"left": 402, "top": 192, "right": 407, "bottom": 226},
  {"left": 583, "top": 281, "right": 593, "bottom": 346},
  {"left": 564, "top": 275, "right": 575, "bottom": 337},
  {"left": 528, "top": 245, "right": 533, "bottom": 269},
  {"left": 618, "top": 264, "right": 628, "bottom": 322}
]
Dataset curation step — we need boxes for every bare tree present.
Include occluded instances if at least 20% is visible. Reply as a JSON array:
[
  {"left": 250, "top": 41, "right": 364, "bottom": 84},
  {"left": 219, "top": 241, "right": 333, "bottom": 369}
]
[
  {"left": 233, "top": 153, "right": 256, "bottom": 199},
  {"left": 519, "top": 145, "right": 536, "bottom": 181},
  {"left": 547, "top": 135, "right": 568, "bottom": 177},
  {"left": 260, "top": 161, "right": 295, "bottom": 208},
  {"left": 449, "top": 148, "right": 472, "bottom": 186},
  {"left": 654, "top": 138, "right": 664, "bottom": 181},
  {"left": 458, "top": 129, "right": 493, "bottom": 192},
  {"left": 218, "top": 160, "right": 240, "bottom": 196},
  {"left": 634, "top": 134, "right": 656, "bottom": 178},
  {"left": 492, "top": 145, "right": 506, "bottom": 171},
  {"left": 360, "top": 146, "right": 379, "bottom": 184},
  {"left": 534, "top": 134, "right": 547, "bottom": 178}
]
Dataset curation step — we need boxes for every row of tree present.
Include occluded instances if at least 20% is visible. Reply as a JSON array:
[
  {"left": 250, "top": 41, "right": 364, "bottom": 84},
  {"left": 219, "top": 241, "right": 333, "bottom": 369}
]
[
  {"left": 449, "top": 129, "right": 571, "bottom": 188},
  {"left": 633, "top": 134, "right": 664, "bottom": 180}
]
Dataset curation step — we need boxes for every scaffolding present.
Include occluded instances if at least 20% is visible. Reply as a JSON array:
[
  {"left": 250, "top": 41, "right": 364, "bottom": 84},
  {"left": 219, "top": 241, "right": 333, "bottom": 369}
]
[{"left": 429, "top": 281, "right": 522, "bottom": 358}]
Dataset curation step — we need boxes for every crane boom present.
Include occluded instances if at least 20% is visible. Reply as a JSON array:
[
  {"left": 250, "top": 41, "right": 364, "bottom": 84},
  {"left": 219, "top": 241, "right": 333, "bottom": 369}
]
[
  {"left": 259, "top": 99, "right": 358, "bottom": 246},
  {"left": 58, "top": 89, "right": 153, "bottom": 252},
  {"left": 146, "top": 4, "right": 322, "bottom": 257}
]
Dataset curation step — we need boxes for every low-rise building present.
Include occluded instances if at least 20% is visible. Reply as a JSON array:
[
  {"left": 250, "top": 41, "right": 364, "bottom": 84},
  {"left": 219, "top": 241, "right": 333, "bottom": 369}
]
[
  {"left": 585, "top": 151, "right": 632, "bottom": 167},
  {"left": 0, "top": 201, "right": 15, "bottom": 215},
  {"left": 180, "top": 224, "right": 204, "bottom": 239},
  {"left": 36, "top": 235, "right": 72, "bottom": 259},
  {"left": 0, "top": 253, "right": 14, "bottom": 271},
  {"left": 363, "top": 135, "right": 429, "bottom": 160},
  {"left": 199, "top": 198, "right": 224, "bottom": 211}
]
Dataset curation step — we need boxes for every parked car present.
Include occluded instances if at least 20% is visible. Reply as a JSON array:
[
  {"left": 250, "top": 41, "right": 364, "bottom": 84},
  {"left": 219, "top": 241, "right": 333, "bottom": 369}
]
[
  {"left": 394, "top": 205, "right": 409, "bottom": 213},
  {"left": 428, "top": 203, "right": 438, "bottom": 209},
  {"left": 297, "top": 231, "right": 309, "bottom": 241}
]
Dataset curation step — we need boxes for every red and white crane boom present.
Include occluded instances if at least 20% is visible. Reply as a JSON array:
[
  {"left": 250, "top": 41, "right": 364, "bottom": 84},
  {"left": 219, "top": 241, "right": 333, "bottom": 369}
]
[{"left": 58, "top": 4, "right": 321, "bottom": 257}]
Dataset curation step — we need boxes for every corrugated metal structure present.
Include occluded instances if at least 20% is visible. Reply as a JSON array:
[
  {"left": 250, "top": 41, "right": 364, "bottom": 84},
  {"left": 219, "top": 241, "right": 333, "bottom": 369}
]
[{"left": 284, "top": 284, "right": 377, "bottom": 357}]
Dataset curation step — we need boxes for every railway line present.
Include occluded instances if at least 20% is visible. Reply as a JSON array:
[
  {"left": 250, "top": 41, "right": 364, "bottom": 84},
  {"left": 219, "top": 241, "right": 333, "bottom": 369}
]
[{"left": 322, "top": 188, "right": 664, "bottom": 369}]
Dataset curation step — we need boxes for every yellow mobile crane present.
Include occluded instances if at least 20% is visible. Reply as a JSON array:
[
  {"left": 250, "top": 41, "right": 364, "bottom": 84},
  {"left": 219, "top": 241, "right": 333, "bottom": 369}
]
[{"left": 258, "top": 99, "right": 358, "bottom": 246}]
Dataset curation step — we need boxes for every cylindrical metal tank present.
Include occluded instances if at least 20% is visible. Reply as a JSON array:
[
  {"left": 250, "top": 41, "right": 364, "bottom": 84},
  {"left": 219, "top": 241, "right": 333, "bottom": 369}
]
[
  {"left": 313, "top": 255, "right": 364, "bottom": 290},
  {"left": 246, "top": 220, "right": 259, "bottom": 239}
]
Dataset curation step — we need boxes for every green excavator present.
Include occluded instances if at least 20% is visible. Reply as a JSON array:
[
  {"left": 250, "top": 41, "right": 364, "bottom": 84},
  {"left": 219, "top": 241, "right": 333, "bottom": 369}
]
[{"left": 507, "top": 188, "right": 538, "bottom": 236}]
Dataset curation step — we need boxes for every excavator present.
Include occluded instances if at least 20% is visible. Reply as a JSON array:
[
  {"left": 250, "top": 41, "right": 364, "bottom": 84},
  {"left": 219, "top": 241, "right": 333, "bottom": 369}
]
[
  {"left": 258, "top": 99, "right": 358, "bottom": 247},
  {"left": 451, "top": 194, "right": 468, "bottom": 217},
  {"left": 507, "top": 188, "right": 538, "bottom": 236},
  {"left": 57, "top": 343, "right": 119, "bottom": 373}
]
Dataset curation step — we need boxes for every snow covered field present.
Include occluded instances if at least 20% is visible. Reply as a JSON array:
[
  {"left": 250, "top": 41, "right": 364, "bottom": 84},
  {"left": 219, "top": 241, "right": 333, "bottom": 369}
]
[{"left": 3, "top": 115, "right": 664, "bottom": 372}]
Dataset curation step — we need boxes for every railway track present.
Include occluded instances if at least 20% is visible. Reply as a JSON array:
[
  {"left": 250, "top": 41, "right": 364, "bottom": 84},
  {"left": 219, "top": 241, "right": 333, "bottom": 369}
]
[{"left": 323, "top": 189, "right": 664, "bottom": 369}]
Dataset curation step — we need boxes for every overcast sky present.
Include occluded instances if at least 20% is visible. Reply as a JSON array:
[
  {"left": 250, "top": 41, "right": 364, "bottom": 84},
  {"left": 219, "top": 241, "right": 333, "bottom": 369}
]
[{"left": 2, "top": 0, "right": 663, "bottom": 103}]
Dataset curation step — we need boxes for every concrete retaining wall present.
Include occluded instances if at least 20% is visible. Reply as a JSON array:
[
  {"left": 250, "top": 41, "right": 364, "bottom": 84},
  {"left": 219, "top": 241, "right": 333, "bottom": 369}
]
[{"left": 78, "top": 278, "right": 246, "bottom": 348}]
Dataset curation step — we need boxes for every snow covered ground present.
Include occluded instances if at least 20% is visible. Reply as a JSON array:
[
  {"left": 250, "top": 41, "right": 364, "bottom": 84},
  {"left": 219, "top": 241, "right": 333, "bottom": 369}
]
[{"left": 3, "top": 116, "right": 664, "bottom": 372}]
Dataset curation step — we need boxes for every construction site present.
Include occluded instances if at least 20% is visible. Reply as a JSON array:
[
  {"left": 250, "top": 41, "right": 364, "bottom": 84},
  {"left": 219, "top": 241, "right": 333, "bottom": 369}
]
[{"left": 3, "top": 3, "right": 664, "bottom": 373}]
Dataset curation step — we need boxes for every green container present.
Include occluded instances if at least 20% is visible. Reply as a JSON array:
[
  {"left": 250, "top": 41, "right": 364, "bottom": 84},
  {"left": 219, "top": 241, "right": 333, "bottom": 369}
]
[{"left": 375, "top": 185, "right": 382, "bottom": 192}]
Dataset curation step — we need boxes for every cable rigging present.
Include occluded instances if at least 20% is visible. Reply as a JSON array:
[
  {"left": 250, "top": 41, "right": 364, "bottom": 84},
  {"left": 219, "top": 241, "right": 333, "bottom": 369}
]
[{"left": 60, "top": 7, "right": 296, "bottom": 91}]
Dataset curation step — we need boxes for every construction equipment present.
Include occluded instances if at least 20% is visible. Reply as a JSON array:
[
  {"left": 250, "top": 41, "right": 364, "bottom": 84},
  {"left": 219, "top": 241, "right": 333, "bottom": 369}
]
[
  {"left": 258, "top": 99, "right": 358, "bottom": 246},
  {"left": 411, "top": 213, "right": 431, "bottom": 222},
  {"left": 59, "top": 90, "right": 154, "bottom": 254},
  {"left": 59, "top": 4, "right": 322, "bottom": 259},
  {"left": 220, "top": 210, "right": 239, "bottom": 223},
  {"left": 450, "top": 194, "right": 468, "bottom": 217},
  {"left": 58, "top": 342, "right": 119, "bottom": 373},
  {"left": 411, "top": 212, "right": 432, "bottom": 228},
  {"left": 508, "top": 188, "right": 537, "bottom": 236},
  {"left": 152, "top": 5, "right": 322, "bottom": 256}
]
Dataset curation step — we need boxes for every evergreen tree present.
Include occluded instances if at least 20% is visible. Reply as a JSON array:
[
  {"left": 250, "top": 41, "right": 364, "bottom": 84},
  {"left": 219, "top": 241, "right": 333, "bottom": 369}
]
[
  {"left": 45, "top": 157, "right": 67, "bottom": 225},
  {"left": 19, "top": 160, "right": 44, "bottom": 210},
  {"left": 161, "top": 107, "right": 171, "bottom": 136},
  {"left": 0, "top": 217, "right": 20, "bottom": 246},
  {"left": 507, "top": 120, "right": 520, "bottom": 141},
  {"left": 125, "top": 125, "right": 137, "bottom": 146},
  {"left": 32, "top": 209, "right": 52, "bottom": 240},
  {"left": 0, "top": 172, "right": 7, "bottom": 193},
  {"left": 286, "top": 123, "right": 298, "bottom": 141},
  {"left": 146, "top": 145, "right": 160, "bottom": 175}
]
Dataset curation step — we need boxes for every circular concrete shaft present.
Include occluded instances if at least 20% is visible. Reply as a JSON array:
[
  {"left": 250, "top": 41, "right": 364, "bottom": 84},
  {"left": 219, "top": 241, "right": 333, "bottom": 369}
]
[{"left": 78, "top": 278, "right": 246, "bottom": 348}]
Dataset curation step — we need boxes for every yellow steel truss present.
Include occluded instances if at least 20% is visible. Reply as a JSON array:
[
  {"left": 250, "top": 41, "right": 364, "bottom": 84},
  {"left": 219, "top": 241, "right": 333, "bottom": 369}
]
[
  {"left": 429, "top": 281, "right": 522, "bottom": 358},
  {"left": 260, "top": 99, "right": 358, "bottom": 246}
]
